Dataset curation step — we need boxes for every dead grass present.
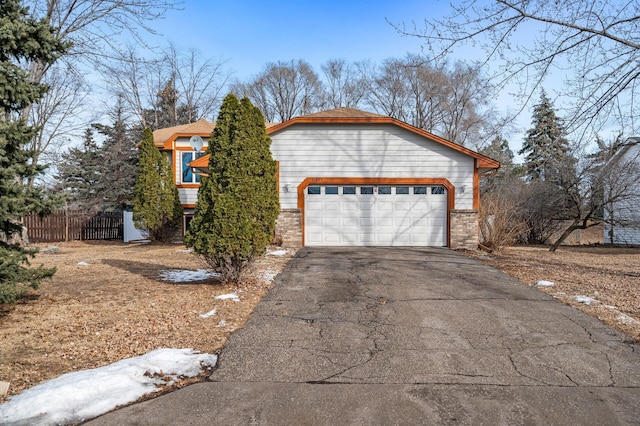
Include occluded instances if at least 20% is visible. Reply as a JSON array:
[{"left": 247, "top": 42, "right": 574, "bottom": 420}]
[
  {"left": 2, "top": 242, "right": 638, "bottom": 402},
  {"left": 466, "top": 245, "right": 640, "bottom": 342},
  {"left": 0, "top": 241, "right": 294, "bottom": 401}
]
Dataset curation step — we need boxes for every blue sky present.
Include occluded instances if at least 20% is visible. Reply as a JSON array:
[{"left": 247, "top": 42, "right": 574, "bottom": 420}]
[{"left": 150, "top": 0, "right": 455, "bottom": 80}]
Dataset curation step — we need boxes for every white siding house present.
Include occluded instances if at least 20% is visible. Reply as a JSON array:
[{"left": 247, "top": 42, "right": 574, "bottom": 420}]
[
  {"left": 188, "top": 108, "right": 500, "bottom": 249},
  {"left": 153, "top": 119, "right": 215, "bottom": 233},
  {"left": 604, "top": 138, "right": 640, "bottom": 245}
]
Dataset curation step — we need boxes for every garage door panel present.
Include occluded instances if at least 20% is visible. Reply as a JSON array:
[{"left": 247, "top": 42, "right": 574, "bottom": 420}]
[
  {"left": 341, "top": 202, "right": 359, "bottom": 211},
  {"left": 361, "top": 217, "right": 375, "bottom": 226},
  {"left": 305, "top": 184, "right": 447, "bottom": 247},
  {"left": 377, "top": 201, "right": 394, "bottom": 211},
  {"left": 394, "top": 202, "right": 412, "bottom": 211},
  {"left": 307, "top": 217, "right": 323, "bottom": 227},
  {"left": 358, "top": 202, "right": 374, "bottom": 210},
  {"left": 342, "top": 217, "right": 358, "bottom": 227},
  {"left": 393, "top": 233, "right": 412, "bottom": 243},
  {"left": 377, "top": 217, "right": 394, "bottom": 227},
  {"left": 377, "top": 233, "right": 394, "bottom": 243},
  {"left": 324, "top": 217, "right": 340, "bottom": 227},
  {"left": 324, "top": 202, "right": 340, "bottom": 210}
]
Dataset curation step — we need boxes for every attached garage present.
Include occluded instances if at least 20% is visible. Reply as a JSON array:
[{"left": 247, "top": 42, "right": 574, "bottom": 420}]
[
  {"left": 189, "top": 107, "right": 500, "bottom": 249},
  {"left": 304, "top": 182, "right": 449, "bottom": 246}
]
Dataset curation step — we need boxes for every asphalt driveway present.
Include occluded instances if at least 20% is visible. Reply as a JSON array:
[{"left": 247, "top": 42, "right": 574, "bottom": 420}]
[{"left": 90, "top": 247, "right": 640, "bottom": 425}]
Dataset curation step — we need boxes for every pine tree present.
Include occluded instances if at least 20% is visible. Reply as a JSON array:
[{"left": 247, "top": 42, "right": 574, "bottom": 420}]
[
  {"left": 94, "top": 98, "right": 139, "bottom": 211},
  {"left": 0, "top": 0, "right": 67, "bottom": 303},
  {"left": 185, "top": 94, "right": 279, "bottom": 283},
  {"left": 56, "top": 98, "right": 139, "bottom": 211},
  {"left": 55, "top": 127, "right": 104, "bottom": 208},
  {"left": 144, "top": 77, "right": 195, "bottom": 130},
  {"left": 133, "top": 127, "right": 183, "bottom": 242},
  {"left": 519, "top": 90, "right": 574, "bottom": 182}
]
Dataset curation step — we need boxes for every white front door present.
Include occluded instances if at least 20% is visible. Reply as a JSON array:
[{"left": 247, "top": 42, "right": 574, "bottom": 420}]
[{"left": 304, "top": 184, "right": 447, "bottom": 246}]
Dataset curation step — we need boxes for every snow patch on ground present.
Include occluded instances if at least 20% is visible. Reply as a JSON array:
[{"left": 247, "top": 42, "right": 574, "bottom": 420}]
[
  {"left": 266, "top": 248, "right": 290, "bottom": 257},
  {"left": 77, "top": 261, "right": 89, "bottom": 266},
  {"left": 573, "top": 295, "right": 596, "bottom": 305},
  {"left": 199, "top": 309, "right": 217, "bottom": 319},
  {"left": 260, "top": 270, "right": 279, "bottom": 283},
  {"left": 617, "top": 313, "right": 640, "bottom": 325},
  {"left": 175, "top": 248, "right": 192, "bottom": 253},
  {"left": 535, "top": 280, "right": 555, "bottom": 287},
  {"left": 0, "top": 348, "right": 217, "bottom": 426},
  {"left": 215, "top": 293, "right": 240, "bottom": 302},
  {"left": 159, "top": 269, "right": 219, "bottom": 283},
  {"left": 217, "top": 320, "right": 227, "bottom": 327}
]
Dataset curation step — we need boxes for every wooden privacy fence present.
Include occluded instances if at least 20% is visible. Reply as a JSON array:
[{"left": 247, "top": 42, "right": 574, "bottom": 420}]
[{"left": 23, "top": 210, "right": 123, "bottom": 243}]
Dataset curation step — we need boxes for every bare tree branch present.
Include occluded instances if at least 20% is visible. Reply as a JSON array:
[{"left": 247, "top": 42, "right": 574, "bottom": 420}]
[{"left": 395, "top": 0, "right": 640, "bottom": 134}]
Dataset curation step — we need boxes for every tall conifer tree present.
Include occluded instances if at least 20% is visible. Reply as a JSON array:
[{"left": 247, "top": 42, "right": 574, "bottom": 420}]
[
  {"left": 519, "top": 90, "right": 574, "bottom": 182},
  {"left": 133, "top": 127, "right": 183, "bottom": 241},
  {"left": 185, "top": 94, "right": 278, "bottom": 282},
  {"left": 0, "top": 0, "right": 67, "bottom": 303}
]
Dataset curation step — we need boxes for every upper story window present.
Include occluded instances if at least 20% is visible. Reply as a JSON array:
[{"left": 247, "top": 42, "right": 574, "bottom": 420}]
[{"left": 181, "top": 151, "right": 206, "bottom": 184}]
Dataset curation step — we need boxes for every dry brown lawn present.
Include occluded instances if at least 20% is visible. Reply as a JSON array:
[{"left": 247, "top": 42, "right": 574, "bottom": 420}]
[
  {"left": 466, "top": 245, "right": 640, "bottom": 343},
  {"left": 1, "top": 242, "right": 638, "bottom": 403},
  {"left": 0, "top": 241, "right": 294, "bottom": 401}
]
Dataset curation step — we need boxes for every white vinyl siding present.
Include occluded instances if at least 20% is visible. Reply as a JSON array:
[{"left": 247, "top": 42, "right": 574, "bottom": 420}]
[
  {"left": 605, "top": 142, "right": 640, "bottom": 245},
  {"left": 270, "top": 123, "right": 474, "bottom": 210},
  {"left": 178, "top": 188, "right": 199, "bottom": 206}
]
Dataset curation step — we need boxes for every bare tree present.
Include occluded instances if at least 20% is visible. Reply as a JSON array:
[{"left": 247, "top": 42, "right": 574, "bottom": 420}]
[
  {"left": 232, "top": 60, "right": 325, "bottom": 122},
  {"left": 362, "top": 55, "right": 497, "bottom": 147},
  {"left": 19, "top": 0, "right": 180, "bottom": 183},
  {"left": 440, "top": 62, "right": 497, "bottom": 147},
  {"left": 27, "top": 64, "right": 89, "bottom": 186},
  {"left": 360, "top": 58, "right": 412, "bottom": 123},
  {"left": 321, "top": 59, "right": 367, "bottom": 109},
  {"left": 397, "top": 0, "right": 640, "bottom": 134},
  {"left": 24, "top": 0, "right": 179, "bottom": 82},
  {"left": 97, "top": 47, "right": 162, "bottom": 127},
  {"left": 549, "top": 137, "right": 640, "bottom": 251},
  {"left": 99, "top": 44, "right": 230, "bottom": 128},
  {"left": 166, "top": 44, "right": 231, "bottom": 122}
]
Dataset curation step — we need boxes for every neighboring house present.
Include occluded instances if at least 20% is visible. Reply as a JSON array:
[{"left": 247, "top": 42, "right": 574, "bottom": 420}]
[
  {"left": 604, "top": 137, "right": 640, "bottom": 245},
  {"left": 187, "top": 108, "right": 500, "bottom": 249}
]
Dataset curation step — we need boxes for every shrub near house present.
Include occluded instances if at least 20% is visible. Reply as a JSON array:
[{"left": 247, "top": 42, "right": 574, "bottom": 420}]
[{"left": 185, "top": 94, "right": 279, "bottom": 283}]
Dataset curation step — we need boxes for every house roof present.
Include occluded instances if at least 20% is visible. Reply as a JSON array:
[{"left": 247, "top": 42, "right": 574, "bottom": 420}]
[
  {"left": 300, "top": 107, "right": 388, "bottom": 119},
  {"left": 153, "top": 118, "right": 216, "bottom": 148},
  {"left": 610, "top": 137, "right": 640, "bottom": 164},
  {"left": 153, "top": 118, "right": 279, "bottom": 149},
  {"left": 188, "top": 108, "right": 501, "bottom": 173}
]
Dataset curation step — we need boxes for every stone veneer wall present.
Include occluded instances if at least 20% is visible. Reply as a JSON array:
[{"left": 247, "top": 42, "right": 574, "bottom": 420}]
[
  {"left": 274, "top": 208, "right": 302, "bottom": 248},
  {"left": 450, "top": 209, "right": 479, "bottom": 250}
]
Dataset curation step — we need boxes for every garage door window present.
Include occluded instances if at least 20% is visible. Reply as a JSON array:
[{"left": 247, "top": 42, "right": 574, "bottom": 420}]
[
  {"left": 413, "top": 186, "right": 427, "bottom": 195},
  {"left": 378, "top": 186, "right": 392, "bottom": 195},
  {"left": 361, "top": 187, "right": 374, "bottom": 195},
  {"left": 325, "top": 186, "right": 339, "bottom": 195},
  {"left": 343, "top": 186, "right": 356, "bottom": 195},
  {"left": 431, "top": 186, "right": 445, "bottom": 195},
  {"left": 308, "top": 186, "right": 321, "bottom": 195},
  {"left": 396, "top": 186, "right": 409, "bottom": 195}
]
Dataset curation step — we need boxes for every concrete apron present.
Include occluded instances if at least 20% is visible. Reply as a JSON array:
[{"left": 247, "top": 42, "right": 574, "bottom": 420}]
[{"left": 89, "top": 247, "right": 640, "bottom": 425}]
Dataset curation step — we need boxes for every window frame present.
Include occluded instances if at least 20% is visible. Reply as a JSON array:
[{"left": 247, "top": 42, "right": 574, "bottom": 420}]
[{"left": 180, "top": 150, "right": 206, "bottom": 184}]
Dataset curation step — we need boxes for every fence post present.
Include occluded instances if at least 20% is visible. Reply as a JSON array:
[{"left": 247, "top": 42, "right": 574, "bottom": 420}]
[{"left": 65, "top": 207, "right": 69, "bottom": 242}]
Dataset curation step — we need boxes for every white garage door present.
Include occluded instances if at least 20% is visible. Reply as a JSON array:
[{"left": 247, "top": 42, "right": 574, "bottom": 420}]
[{"left": 305, "top": 184, "right": 447, "bottom": 246}]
